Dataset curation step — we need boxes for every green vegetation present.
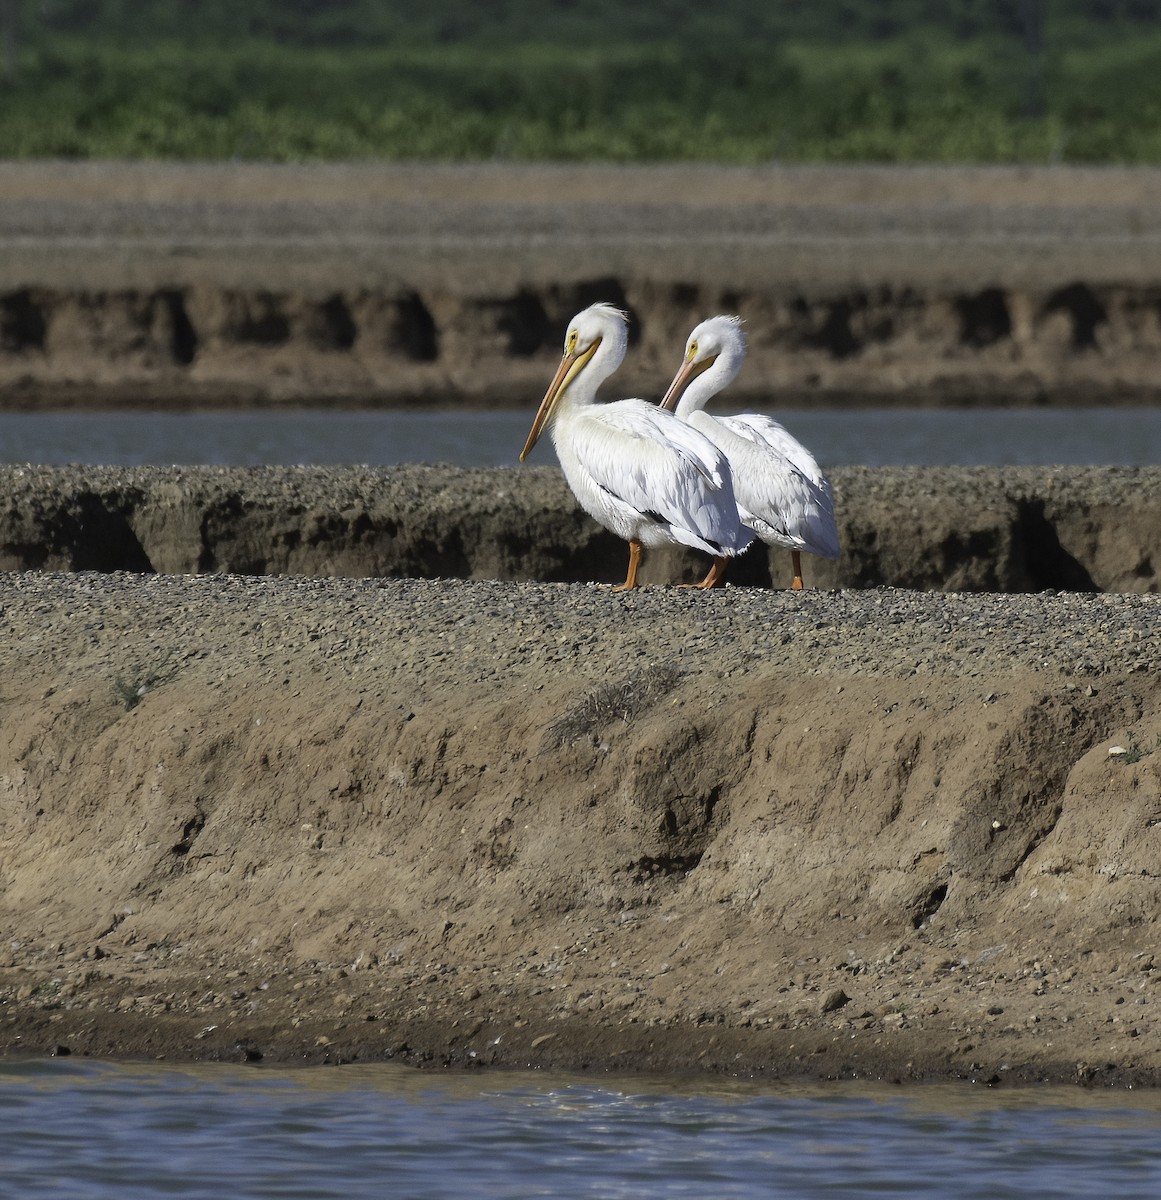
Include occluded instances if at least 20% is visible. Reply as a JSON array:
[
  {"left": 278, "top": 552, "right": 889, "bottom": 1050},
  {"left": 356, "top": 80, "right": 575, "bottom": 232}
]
[
  {"left": 1, "top": 1, "right": 1160, "bottom": 161},
  {"left": 1113, "top": 733, "right": 1161, "bottom": 765},
  {"left": 112, "top": 654, "right": 178, "bottom": 710}
]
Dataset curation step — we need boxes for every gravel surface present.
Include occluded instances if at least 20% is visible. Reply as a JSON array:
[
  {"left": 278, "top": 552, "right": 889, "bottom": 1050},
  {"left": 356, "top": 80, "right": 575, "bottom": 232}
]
[{"left": 1, "top": 571, "right": 1158, "bottom": 688}]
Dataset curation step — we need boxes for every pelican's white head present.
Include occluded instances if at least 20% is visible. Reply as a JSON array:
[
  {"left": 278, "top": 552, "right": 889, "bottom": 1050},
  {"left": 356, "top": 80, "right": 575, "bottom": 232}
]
[
  {"left": 568, "top": 302, "right": 631, "bottom": 365},
  {"left": 659, "top": 315, "right": 747, "bottom": 417},
  {"left": 520, "top": 303, "right": 630, "bottom": 461}
]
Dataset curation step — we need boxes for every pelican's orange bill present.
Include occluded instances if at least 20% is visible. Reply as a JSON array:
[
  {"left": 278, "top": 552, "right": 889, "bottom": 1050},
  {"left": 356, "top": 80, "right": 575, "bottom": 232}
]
[
  {"left": 659, "top": 353, "right": 716, "bottom": 413},
  {"left": 520, "top": 337, "right": 602, "bottom": 461}
]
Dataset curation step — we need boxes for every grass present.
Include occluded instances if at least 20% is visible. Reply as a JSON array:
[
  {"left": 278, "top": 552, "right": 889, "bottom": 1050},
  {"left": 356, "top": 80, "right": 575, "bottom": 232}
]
[
  {"left": 1, "top": 30, "right": 1160, "bottom": 162},
  {"left": 1120, "top": 736, "right": 1146, "bottom": 765},
  {"left": 1112, "top": 733, "right": 1161, "bottom": 765}
]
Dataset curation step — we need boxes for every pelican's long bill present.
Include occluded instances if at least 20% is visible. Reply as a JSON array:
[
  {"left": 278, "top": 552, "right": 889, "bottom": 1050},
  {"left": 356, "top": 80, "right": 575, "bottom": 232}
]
[
  {"left": 659, "top": 351, "right": 717, "bottom": 413},
  {"left": 520, "top": 337, "right": 602, "bottom": 461}
]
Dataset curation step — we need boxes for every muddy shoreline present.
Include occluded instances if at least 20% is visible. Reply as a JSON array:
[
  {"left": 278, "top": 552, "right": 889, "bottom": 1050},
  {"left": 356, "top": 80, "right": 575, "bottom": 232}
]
[
  {"left": 5, "top": 163, "right": 1161, "bottom": 408},
  {"left": 1, "top": 520, "right": 1160, "bottom": 1084}
]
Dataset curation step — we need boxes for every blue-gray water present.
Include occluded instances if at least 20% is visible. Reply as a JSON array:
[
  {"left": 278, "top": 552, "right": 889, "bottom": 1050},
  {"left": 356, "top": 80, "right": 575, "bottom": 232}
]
[
  {"left": 2, "top": 1059, "right": 1160, "bottom": 1199},
  {"left": 2, "top": 407, "right": 1161, "bottom": 467}
]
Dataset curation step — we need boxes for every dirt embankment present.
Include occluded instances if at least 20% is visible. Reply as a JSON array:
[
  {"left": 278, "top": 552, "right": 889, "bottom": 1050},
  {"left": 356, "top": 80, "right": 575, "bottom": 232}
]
[
  {"left": 0, "top": 572, "right": 1159, "bottom": 1084},
  {"left": 0, "top": 459, "right": 1160, "bottom": 1083},
  {"left": 0, "top": 464, "right": 1157, "bottom": 594},
  {"left": 5, "top": 163, "right": 1161, "bottom": 407}
]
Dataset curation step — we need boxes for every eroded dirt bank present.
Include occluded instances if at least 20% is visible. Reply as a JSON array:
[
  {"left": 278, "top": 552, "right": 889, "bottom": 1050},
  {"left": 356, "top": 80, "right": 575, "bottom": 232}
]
[
  {"left": 5, "top": 163, "right": 1161, "bottom": 407},
  {"left": 0, "top": 464, "right": 1158, "bottom": 594},
  {"left": 1, "top": 573, "right": 1160, "bottom": 1085}
]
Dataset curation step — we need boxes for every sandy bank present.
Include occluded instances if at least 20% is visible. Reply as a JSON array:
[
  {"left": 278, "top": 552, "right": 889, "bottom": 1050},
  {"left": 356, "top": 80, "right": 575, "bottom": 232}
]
[
  {"left": 1, "top": 564, "right": 1160, "bottom": 1084},
  {"left": 5, "top": 163, "right": 1161, "bottom": 407}
]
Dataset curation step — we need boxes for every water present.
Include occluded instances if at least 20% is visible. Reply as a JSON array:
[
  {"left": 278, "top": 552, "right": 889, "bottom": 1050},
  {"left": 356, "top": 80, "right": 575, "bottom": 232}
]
[
  {"left": 1, "top": 1059, "right": 1160, "bottom": 1199},
  {"left": 1, "top": 407, "right": 1160, "bottom": 467}
]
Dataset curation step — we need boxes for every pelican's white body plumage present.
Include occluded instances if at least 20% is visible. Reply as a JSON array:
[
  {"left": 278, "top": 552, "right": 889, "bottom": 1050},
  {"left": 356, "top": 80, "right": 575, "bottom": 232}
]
[
  {"left": 661, "top": 315, "right": 839, "bottom": 586},
  {"left": 521, "top": 303, "right": 752, "bottom": 588}
]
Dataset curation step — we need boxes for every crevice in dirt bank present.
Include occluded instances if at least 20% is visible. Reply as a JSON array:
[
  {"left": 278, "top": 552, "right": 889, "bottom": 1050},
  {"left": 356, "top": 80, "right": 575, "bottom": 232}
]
[
  {"left": 0, "top": 486, "right": 155, "bottom": 573},
  {"left": 315, "top": 295, "right": 358, "bottom": 352},
  {"left": 628, "top": 852, "right": 703, "bottom": 881},
  {"left": 1045, "top": 282, "right": 1107, "bottom": 350},
  {"left": 494, "top": 290, "right": 552, "bottom": 357},
  {"left": 0, "top": 289, "right": 47, "bottom": 353},
  {"left": 956, "top": 288, "right": 1012, "bottom": 348},
  {"left": 947, "top": 692, "right": 1128, "bottom": 884},
  {"left": 5, "top": 280, "right": 1161, "bottom": 405},
  {"left": 909, "top": 880, "right": 949, "bottom": 928},
  {"left": 158, "top": 291, "right": 198, "bottom": 365},
  {"left": 171, "top": 813, "right": 206, "bottom": 858},
  {"left": 1013, "top": 499, "right": 1097, "bottom": 592},
  {"left": 801, "top": 297, "right": 862, "bottom": 358},
  {"left": 384, "top": 292, "right": 439, "bottom": 361}
]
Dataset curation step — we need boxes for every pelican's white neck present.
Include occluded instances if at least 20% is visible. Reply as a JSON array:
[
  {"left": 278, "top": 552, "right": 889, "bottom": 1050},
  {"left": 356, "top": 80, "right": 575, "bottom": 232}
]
[
  {"left": 560, "top": 324, "right": 628, "bottom": 410},
  {"left": 674, "top": 337, "right": 745, "bottom": 419}
]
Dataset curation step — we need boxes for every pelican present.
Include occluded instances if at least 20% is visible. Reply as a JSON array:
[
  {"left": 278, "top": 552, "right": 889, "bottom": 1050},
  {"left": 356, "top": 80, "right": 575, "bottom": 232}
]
[
  {"left": 660, "top": 315, "right": 840, "bottom": 590},
  {"left": 520, "top": 303, "right": 752, "bottom": 590}
]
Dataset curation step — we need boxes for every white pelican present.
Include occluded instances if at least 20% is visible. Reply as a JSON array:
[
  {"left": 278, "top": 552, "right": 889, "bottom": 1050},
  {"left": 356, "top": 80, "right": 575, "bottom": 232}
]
[
  {"left": 660, "top": 315, "right": 840, "bottom": 590},
  {"left": 520, "top": 303, "right": 752, "bottom": 590}
]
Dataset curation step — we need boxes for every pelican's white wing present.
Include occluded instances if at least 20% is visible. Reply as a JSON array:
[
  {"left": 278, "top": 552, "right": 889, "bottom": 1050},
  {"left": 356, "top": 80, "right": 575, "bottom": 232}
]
[
  {"left": 691, "top": 412, "right": 840, "bottom": 559},
  {"left": 716, "top": 413, "right": 830, "bottom": 491},
  {"left": 564, "top": 400, "right": 753, "bottom": 556}
]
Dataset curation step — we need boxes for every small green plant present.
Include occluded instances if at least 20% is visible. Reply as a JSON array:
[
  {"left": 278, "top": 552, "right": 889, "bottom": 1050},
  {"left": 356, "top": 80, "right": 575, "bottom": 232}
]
[
  {"left": 113, "top": 654, "right": 178, "bottom": 710},
  {"left": 1115, "top": 733, "right": 1154, "bottom": 765},
  {"left": 1123, "top": 736, "right": 1144, "bottom": 764}
]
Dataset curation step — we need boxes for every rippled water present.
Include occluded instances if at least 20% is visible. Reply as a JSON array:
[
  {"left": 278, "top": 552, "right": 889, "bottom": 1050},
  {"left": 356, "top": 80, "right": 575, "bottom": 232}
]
[
  {"left": 1, "top": 407, "right": 1161, "bottom": 467},
  {"left": 2, "top": 1059, "right": 1160, "bottom": 1199}
]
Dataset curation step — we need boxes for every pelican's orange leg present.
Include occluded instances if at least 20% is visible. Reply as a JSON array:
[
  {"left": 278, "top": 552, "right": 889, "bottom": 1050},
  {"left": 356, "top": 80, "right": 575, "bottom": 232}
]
[
  {"left": 611, "top": 539, "right": 643, "bottom": 591},
  {"left": 697, "top": 557, "right": 730, "bottom": 588},
  {"left": 677, "top": 556, "right": 730, "bottom": 589},
  {"left": 790, "top": 550, "right": 805, "bottom": 591}
]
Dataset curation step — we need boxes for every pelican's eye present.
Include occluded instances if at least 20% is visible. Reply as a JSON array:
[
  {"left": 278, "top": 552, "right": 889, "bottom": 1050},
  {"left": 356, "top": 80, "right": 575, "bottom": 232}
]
[
  {"left": 688, "top": 340, "right": 699, "bottom": 361},
  {"left": 567, "top": 330, "right": 578, "bottom": 353}
]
